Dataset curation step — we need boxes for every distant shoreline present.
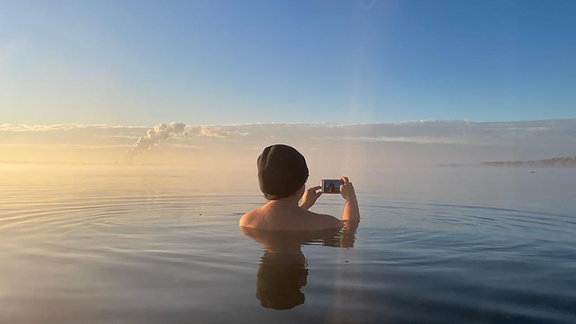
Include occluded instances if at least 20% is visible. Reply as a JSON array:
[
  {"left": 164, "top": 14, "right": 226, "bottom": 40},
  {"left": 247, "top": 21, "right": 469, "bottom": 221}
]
[{"left": 482, "top": 156, "right": 576, "bottom": 167}]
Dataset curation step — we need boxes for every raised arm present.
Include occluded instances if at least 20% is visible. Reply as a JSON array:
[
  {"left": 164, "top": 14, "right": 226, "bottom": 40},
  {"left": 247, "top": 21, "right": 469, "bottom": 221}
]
[
  {"left": 340, "top": 176, "right": 360, "bottom": 221},
  {"left": 299, "top": 186, "right": 322, "bottom": 210}
]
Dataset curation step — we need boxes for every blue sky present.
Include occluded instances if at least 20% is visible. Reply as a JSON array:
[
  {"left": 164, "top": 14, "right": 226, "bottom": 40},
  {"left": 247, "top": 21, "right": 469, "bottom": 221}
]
[{"left": 1, "top": 0, "right": 575, "bottom": 125}]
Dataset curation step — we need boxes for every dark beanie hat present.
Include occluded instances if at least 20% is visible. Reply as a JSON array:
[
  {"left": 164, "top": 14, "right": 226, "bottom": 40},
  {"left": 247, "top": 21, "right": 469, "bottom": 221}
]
[{"left": 257, "top": 144, "right": 309, "bottom": 200}]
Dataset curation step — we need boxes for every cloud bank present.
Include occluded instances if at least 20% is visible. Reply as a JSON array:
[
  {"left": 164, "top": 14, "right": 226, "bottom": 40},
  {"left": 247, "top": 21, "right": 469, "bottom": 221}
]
[{"left": 1, "top": 119, "right": 574, "bottom": 167}]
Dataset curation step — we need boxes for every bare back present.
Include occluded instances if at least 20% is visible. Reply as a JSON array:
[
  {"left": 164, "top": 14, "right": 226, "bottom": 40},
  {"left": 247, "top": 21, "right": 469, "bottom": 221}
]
[{"left": 239, "top": 202, "right": 343, "bottom": 231}]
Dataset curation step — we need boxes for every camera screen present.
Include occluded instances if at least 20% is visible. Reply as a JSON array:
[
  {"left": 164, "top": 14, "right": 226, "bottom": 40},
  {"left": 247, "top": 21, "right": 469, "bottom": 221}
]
[{"left": 322, "top": 179, "right": 342, "bottom": 194}]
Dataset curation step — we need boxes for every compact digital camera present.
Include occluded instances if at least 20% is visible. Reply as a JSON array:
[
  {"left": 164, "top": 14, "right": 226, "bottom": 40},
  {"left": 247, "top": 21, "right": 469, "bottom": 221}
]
[{"left": 321, "top": 179, "right": 342, "bottom": 194}]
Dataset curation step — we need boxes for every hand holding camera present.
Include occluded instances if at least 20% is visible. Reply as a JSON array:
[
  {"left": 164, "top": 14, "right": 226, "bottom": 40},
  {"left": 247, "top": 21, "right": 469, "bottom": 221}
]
[
  {"left": 339, "top": 176, "right": 357, "bottom": 203},
  {"left": 300, "top": 186, "right": 322, "bottom": 210},
  {"left": 301, "top": 176, "right": 357, "bottom": 213},
  {"left": 322, "top": 177, "right": 357, "bottom": 202}
]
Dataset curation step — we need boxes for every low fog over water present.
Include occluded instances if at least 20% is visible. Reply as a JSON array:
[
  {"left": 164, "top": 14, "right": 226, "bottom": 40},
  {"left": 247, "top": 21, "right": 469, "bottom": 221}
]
[{"left": 2, "top": 119, "right": 575, "bottom": 170}]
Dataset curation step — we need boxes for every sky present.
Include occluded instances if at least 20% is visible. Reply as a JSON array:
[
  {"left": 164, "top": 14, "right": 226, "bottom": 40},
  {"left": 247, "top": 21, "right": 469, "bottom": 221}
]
[{"left": 1, "top": 0, "right": 575, "bottom": 126}]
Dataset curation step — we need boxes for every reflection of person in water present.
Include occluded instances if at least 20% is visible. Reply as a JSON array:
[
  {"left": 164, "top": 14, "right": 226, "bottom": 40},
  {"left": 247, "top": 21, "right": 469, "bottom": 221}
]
[
  {"left": 257, "top": 249, "right": 307, "bottom": 309},
  {"left": 241, "top": 224, "right": 358, "bottom": 310}
]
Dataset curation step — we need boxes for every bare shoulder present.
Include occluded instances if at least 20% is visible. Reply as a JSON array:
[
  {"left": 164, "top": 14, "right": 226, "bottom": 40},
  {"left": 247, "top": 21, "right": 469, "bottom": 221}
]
[{"left": 238, "top": 208, "right": 262, "bottom": 228}]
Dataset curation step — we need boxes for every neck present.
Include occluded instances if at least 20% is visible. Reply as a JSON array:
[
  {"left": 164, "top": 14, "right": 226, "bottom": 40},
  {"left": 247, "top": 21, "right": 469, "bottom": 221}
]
[{"left": 267, "top": 197, "right": 300, "bottom": 207}]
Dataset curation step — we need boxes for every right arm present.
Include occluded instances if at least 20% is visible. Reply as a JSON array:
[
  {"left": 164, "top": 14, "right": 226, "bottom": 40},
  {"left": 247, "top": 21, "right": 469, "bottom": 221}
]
[{"left": 340, "top": 176, "right": 360, "bottom": 221}]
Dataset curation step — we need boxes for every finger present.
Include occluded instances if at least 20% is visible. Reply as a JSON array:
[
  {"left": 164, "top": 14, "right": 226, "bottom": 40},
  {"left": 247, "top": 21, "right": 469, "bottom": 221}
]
[
  {"left": 310, "top": 187, "right": 321, "bottom": 194},
  {"left": 309, "top": 185, "right": 322, "bottom": 190},
  {"left": 340, "top": 176, "right": 349, "bottom": 184}
]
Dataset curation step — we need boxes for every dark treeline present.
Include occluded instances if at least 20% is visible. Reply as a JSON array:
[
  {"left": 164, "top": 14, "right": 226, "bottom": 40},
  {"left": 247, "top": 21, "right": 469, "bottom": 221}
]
[{"left": 483, "top": 156, "right": 576, "bottom": 167}]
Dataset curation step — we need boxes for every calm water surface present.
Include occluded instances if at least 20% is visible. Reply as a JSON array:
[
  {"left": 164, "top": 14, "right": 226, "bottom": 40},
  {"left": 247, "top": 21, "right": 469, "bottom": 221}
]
[{"left": 1, "top": 165, "right": 575, "bottom": 323}]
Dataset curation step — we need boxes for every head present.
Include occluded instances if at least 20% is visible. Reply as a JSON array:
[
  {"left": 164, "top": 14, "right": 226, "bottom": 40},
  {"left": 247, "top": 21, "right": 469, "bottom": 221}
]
[{"left": 257, "top": 144, "right": 309, "bottom": 200}]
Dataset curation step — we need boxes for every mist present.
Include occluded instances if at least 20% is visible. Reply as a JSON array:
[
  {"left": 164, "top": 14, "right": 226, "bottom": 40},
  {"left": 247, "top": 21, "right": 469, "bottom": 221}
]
[{"left": 1, "top": 120, "right": 574, "bottom": 173}]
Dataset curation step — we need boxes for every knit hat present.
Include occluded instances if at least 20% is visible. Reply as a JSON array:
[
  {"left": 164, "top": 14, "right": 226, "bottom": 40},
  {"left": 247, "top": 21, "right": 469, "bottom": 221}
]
[{"left": 257, "top": 144, "right": 309, "bottom": 200}]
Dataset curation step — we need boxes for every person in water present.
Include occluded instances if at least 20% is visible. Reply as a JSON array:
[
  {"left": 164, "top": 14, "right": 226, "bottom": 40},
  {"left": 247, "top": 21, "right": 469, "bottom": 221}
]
[{"left": 239, "top": 144, "right": 359, "bottom": 230}]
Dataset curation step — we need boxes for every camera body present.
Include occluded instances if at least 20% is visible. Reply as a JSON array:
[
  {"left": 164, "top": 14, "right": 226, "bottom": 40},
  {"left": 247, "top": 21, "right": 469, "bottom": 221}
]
[{"left": 321, "top": 179, "right": 342, "bottom": 194}]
